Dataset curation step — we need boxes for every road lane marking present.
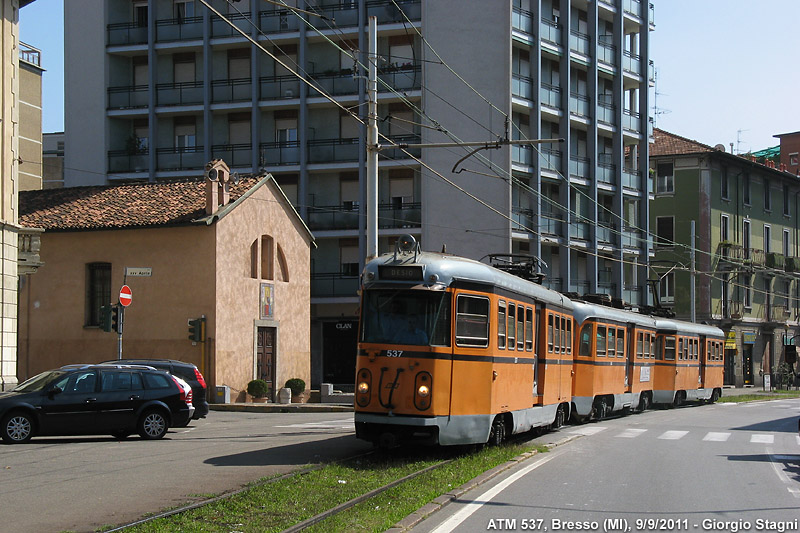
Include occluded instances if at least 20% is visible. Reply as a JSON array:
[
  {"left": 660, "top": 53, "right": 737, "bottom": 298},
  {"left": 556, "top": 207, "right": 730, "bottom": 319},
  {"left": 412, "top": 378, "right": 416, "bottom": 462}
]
[
  {"left": 658, "top": 430, "right": 688, "bottom": 440},
  {"left": 274, "top": 419, "right": 354, "bottom": 429},
  {"left": 750, "top": 434, "right": 774, "bottom": 444},
  {"left": 767, "top": 447, "right": 800, "bottom": 500},
  {"left": 615, "top": 429, "right": 647, "bottom": 438},
  {"left": 702, "top": 432, "right": 731, "bottom": 442},
  {"left": 569, "top": 426, "right": 607, "bottom": 436},
  {"left": 430, "top": 449, "right": 566, "bottom": 533}
]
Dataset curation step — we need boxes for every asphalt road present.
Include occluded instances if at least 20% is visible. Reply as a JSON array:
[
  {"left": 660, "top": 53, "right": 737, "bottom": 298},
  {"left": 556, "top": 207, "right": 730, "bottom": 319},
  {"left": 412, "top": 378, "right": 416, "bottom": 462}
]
[
  {"left": 0, "top": 411, "right": 368, "bottom": 533},
  {"left": 411, "top": 398, "right": 800, "bottom": 533}
]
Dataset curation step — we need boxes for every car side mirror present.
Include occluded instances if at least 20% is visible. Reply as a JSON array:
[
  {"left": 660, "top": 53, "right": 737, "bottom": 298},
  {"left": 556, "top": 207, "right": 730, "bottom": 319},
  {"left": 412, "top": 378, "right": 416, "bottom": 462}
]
[{"left": 47, "top": 386, "right": 63, "bottom": 398}]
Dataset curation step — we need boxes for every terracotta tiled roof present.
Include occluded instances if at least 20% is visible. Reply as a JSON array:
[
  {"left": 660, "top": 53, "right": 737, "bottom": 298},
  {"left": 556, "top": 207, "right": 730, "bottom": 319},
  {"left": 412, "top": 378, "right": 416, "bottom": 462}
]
[
  {"left": 651, "top": 128, "right": 716, "bottom": 157},
  {"left": 20, "top": 177, "right": 260, "bottom": 231}
]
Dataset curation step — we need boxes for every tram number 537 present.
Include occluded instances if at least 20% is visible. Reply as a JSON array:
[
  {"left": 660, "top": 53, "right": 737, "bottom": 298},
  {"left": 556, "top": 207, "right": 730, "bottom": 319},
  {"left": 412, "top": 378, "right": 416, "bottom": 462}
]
[{"left": 385, "top": 350, "right": 404, "bottom": 357}]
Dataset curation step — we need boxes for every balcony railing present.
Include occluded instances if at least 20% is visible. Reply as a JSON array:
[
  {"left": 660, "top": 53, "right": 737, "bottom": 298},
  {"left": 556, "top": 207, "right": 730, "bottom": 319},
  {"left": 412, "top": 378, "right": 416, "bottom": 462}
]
[
  {"left": 260, "top": 141, "right": 300, "bottom": 167},
  {"left": 108, "top": 149, "right": 149, "bottom": 174},
  {"left": 598, "top": 102, "right": 615, "bottom": 125},
  {"left": 211, "top": 11, "right": 253, "bottom": 37},
  {"left": 598, "top": 40, "right": 616, "bottom": 66},
  {"left": 623, "top": 168, "right": 642, "bottom": 190},
  {"left": 365, "top": 0, "right": 422, "bottom": 24},
  {"left": 512, "top": 6, "right": 533, "bottom": 34},
  {"left": 569, "top": 30, "right": 590, "bottom": 56},
  {"left": 623, "top": 109, "right": 641, "bottom": 132},
  {"left": 212, "top": 78, "right": 252, "bottom": 103},
  {"left": 623, "top": 285, "right": 642, "bottom": 306},
  {"left": 107, "top": 22, "right": 148, "bottom": 46},
  {"left": 307, "top": 202, "right": 421, "bottom": 231},
  {"left": 155, "top": 16, "right": 203, "bottom": 42},
  {"left": 622, "top": 227, "right": 644, "bottom": 248},
  {"left": 569, "top": 92, "right": 589, "bottom": 117},
  {"left": 569, "top": 155, "right": 590, "bottom": 178},
  {"left": 19, "top": 42, "right": 41, "bottom": 67},
  {"left": 623, "top": 0, "right": 642, "bottom": 18},
  {"left": 377, "top": 134, "right": 421, "bottom": 160},
  {"left": 260, "top": 75, "right": 301, "bottom": 100},
  {"left": 311, "top": 272, "right": 360, "bottom": 298},
  {"left": 18, "top": 227, "right": 44, "bottom": 275},
  {"left": 512, "top": 74, "right": 534, "bottom": 101},
  {"left": 719, "top": 299, "right": 744, "bottom": 320},
  {"left": 540, "top": 83, "right": 561, "bottom": 109},
  {"left": 541, "top": 213, "right": 562, "bottom": 235},
  {"left": 211, "top": 143, "right": 252, "bottom": 168},
  {"left": 597, "top": 223, "right": 617, "bottom": 245},
  {"left": 766, "top": 251, "right": 785, "bottom": 270},
  {"left": 156, "top": 81, "right": 203, "bottom": 106},
  {"left": 570, "top": 220, "right": 590, "bottom": 240},
  {"left": 540, "top": 18, "right": 560, "bottom": 45},
  {"left": 623, "top": 50, "right": 641, "bottom": 76},
  {"left": 259, "top": 9, "right": 302, "bottom": 33},
  {"left": 156, "top": 145, "right": 205, "bottom": 171},
  {"left": 512, "top": 208, "right": 534, "bottom": 232},
  {"left": 108, "top": 85, "right": 149, "bottom": 109}
]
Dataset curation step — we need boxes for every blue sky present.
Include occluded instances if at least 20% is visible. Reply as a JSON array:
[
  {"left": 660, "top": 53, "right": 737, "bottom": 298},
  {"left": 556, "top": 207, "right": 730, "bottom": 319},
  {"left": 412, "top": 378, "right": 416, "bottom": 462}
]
[{"left": 19, "top": 0, "right": 800, "bottom": 153}]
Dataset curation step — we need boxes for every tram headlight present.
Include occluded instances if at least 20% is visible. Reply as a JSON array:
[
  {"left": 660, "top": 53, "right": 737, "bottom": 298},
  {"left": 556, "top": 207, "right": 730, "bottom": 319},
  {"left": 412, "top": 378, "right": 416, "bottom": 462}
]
[
  {"left": 358, "top": 381, "right": 370, "bottom": 394},
  {"left": 414, "top": 371, "right": 432, "bottom": 411},
  {"left": 417, "top": 384, "right": 429, "bottom": 397},
  {"left": 356, "top": 369, "right": 372, "bottom": 407}
]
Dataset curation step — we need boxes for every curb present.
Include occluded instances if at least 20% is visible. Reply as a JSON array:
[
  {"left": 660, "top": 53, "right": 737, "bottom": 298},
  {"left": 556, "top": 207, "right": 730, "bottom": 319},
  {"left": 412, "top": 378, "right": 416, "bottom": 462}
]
[
  {"left": 386, "top": 432, "right": 582, "bottom": 532},
  {"left": 209, "top": 403, "right": 354, "bottom": 413}
]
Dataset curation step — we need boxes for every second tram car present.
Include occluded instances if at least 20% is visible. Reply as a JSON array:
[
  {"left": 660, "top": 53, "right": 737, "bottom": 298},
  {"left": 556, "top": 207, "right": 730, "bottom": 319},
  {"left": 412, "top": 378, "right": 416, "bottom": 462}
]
[{"left": 354, "top": 236, "right": 726, "bottom": 446}]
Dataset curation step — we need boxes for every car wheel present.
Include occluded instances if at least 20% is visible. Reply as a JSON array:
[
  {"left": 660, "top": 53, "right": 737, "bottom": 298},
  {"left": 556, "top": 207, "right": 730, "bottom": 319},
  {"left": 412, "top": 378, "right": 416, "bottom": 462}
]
[
  {"left": 2, "top": 411, "right": 34, "bottom": 444},
  {"left": 137, "top": 409, "right": 168, "bottom": 440}
]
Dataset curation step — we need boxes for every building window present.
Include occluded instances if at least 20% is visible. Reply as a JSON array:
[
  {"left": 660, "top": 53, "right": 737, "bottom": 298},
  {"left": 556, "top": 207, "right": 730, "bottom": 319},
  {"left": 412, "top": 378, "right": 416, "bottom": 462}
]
[
  {"left": 340, "top": 242, "right": 359, "bottom": 276},
  {"left": 660, "top": 272, "right": 675, "bottom": 304},
  {"left": 721, "top": 169, "right": 729, "bottom": 200},
  {"left": 133, "top": 1, "right": 148, "bottom": 27},
  {"left": 174, "top": 0, "right": 195, "bottom": 21},
  {"left": 784, "top": 184, "right": 791, "bottom": 216},
  {"left": 85, "top": 262, "right": 111, "bottom": 327},
  {"left": 656, "top": 216, "right": 674, "bottom": 246},
  {"left": 764, "top": 179, "right": 771, "bottom": 211},
  {"left": 743, "top": 276, "right": 752, "bottom": 308},
  {"left": 784, "top": 229, "right": 791, "bottom": 257},
  {"left": 764, "top": 224, "right": 771, "bottom": 254},
  {"left": 790, "top": 153, "right": 799, "bottom": 166},
  {"left": 720, "top": 214, "right": 729, "bottom": 242},
  {"left": 174, "top": 117, "right": 196, "bottom": 149},
  {"left": 656, "top": 162, "right": 673, "bottom": 194},
  {"left": 743, "top": 174, "right": 751, "bottom": 205},
  {"left": 743, "top": 219, "right": 751, "bottom": 258}
]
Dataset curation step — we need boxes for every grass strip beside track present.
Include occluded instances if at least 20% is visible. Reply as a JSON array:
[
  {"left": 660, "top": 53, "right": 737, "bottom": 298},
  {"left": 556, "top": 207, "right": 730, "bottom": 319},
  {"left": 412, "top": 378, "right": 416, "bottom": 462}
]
[
  {"left": 115, "top": 443, "right": 545, "bottom": 533},
  {"left": 718, "top": 389, "right": 800, "bottom": 403}
]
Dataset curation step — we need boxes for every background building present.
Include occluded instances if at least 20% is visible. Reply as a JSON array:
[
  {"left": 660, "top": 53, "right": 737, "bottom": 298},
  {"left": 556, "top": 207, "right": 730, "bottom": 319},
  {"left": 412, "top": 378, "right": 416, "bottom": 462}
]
[
  {"left": 42, "top": 132, "right": 64, "bottom": 189},
  {"left": 18, "top": 40, "right": 43, "bottom": 191},
  {"left": 650, "top": 128, "right": 800, "bottom": 388},
  {"left": 63, "top": 0, "right": 654, "bottom": 389}
]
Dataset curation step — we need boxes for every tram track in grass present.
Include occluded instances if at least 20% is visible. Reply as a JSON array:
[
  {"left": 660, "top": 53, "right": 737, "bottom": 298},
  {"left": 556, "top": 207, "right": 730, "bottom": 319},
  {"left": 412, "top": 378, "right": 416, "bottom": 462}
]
[{"left": 103, "top": 440, "right": 549, "bottom": 533}]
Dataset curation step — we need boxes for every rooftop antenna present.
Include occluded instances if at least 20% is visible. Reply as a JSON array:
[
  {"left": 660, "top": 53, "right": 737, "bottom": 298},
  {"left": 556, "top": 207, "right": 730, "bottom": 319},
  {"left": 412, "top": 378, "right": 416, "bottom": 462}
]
[
  {"left": 736, "top": 129, "right": 749, "bottom": 155},
  {"left": 652, "top": 68, "right": 671, "bottom": 128}
]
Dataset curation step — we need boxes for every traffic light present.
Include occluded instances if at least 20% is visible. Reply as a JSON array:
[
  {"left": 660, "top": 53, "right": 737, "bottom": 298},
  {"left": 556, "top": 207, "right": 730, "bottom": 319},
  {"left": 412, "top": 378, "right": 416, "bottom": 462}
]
[
  {"left": 188, "top": 318, "right": 204, "bottom": 342},
  {"left": 787, "top": 344, "right": 797, "bottom": 365},
  {"left": 111, "top": 306, "right": 121, "bottom": 334},
  {"left": 100, "top": 305, "right": 112, "bottom": 332}
]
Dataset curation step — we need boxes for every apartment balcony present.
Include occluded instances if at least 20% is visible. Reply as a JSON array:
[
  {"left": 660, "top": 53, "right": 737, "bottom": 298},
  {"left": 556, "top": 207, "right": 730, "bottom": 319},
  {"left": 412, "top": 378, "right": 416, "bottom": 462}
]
[
  {"left": 622, "top": 168, "right": 643, "bottom": 190},
  {"left": 540, "top": 148, "right": 562, "bottom": 172},
  {"left": 540, "top": 84, "right": 561, "bottom": 112},
  {"left": 765, "top": 304, "right": 791, "bottom": 324},
  {"left": 155, "top": 16, "right": 203, "bottom": 42},
  {"left": 597, "top": 223, "right": 617, "bottom": 245},
  {"left": 512, "top": 74, "right": 534, "bottom": 101},
  {"left": 212, "top": 78, "right": 252, "bottom": 104},
  {"left": 512, "top": 6, "right": 533, "bottom": 34},
  {"left": 541, "top": 213, "right": 562, "bottom": 236},
  {"left": 542, "top": 277, "right": 563, "bottom": 292},
  {"left": 307, "top": 64, "right": 421, "bottom": 98},
  {"left": 569, "top": 30, "right": 590, "bottom": 56},
  {"left": 598, "top": 41, "right": 616, "bottom": 67},
  {"left": 156, "top": 146, "right": 206, "bottom": 171},
  {"left": 377, "top": 134, "right": 421, "bottom": 160},
  {"left": 211, "top": 143, "right": 252, "bottom": 168},
  {"left": 107, "top": 22, "right": 148, "bottom": 46},
  {"left": 623, "top": 285, "right": 642, "bottom": 306},
  {"left": 260, "top": 140, "right": 300, "bottom": 167},
  {"left": 719, "top": 299, "right": 744, "bottom": 321},
  {"left": 569, "top": 92, "right": 590, "bottom": 117},
  {"left": 623, "top": 50, "right": 641, "bottom": 76},
  {"left": 156, "top": 81, "right": 203, "bottom": 107},
  {"left": 598, "top": 102, "right": 615, "bottom": 125},
  {"left": 260, "top": 75, "right": 302, "bottom": 100},
  {"left": 307, "top": 202, "right": 421, "bottom": 231},
  {"left": 569, "top": 155, "right": 589, "bottom": 178},
  {"left": 623, "top": 0, "right": 643, "bottom": 18},
  {"left": 749, "top": 248, "right": 766, "bottom": 267},
  {"left": 622, "top": 109, "right": 641, "bottom": 133},
  {"left": 19, "top": 42, "right": 41, "bottom": 67},
  {"left": 570, "top": 279, "right": 590, "bottom": 295},
  {"left": 786, "top": 256, "right": 799, "bottom": 273},
  {"left": 622, "top": 227, "right": 644, "bottom": 248},
  {"left": 512, "top": 208, "right": 534, "bottom": 233},
  {"left": 211, "top": 11, "right": 253, "bottom": 37},
  {"left": 108, "top": 149, "right": 149, "bottom": 174},
  {"left": 597, "top": 153, "right": 615, "bottom": 184},
  {"left": 311, "top": 272, "right": 360, "bottom": 298},
  {"left": 540, "top": 18, "right": 560, "bottom": 46},
  {"left": 259, "top": 9, "right": 302, "bottom": 33},
  {"left": 717, "top": 242, "right": 746, "bottom": 271},
  {"left": 309, "top": 70, "right": 359, "bottom": 97},
  {"left": 766, "top": 251, "right": 786, "bottom": 271},
  {"left": 108, "top": 85, "right": 148, "bottom": 110},
  {"left": 365, "top": 0, "right": 421, "bottom": 24},
  {"left": 570, "top": 220, "right": 590, "bottom": 240},
  {"left": 18, "top": 228, "right": 44, "bottom": 276},
  {"left": 597, "top": 281, "right": 616, "bottom": 297},
  {"left": 308, "top": 138, "right": 360, "bottom": 164}
]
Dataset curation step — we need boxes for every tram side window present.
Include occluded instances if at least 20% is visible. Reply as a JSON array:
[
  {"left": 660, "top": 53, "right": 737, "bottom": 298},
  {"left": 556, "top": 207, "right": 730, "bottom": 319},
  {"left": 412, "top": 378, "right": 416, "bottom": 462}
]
[
  {"left": 547, "top": 314, "right": 554, "bottom": 353},
  {"left": 678, "top": 338, "right": 683, "bottom": 360},
  {"left": 607, "top": 327, "right": 616, "bottom": 357},
  {"left": 517, "top": 305, "right": 525, "bottom": 351},
  {"left": 637, "top": 332, "right": 643, "bottom": 359},
  {"left": 565, "top": 318, "right": 572, "bottom": 355},
  {"left": 649, "top": 334, "right": 656, "bottom": 359},
  {"left": 617, "top": 329, "right": 625, "bottom": 358},
  {"left": 508, "top": 304, "right": 516, "bottom": 350},
  {"left": 498, "top": 301, "right": 506, "bottom": 349},
  {"left": 579, "top": 324, "right": 592, "bottom": 356},
  {"left": 655, "top": 336, "right": 663, "bottom": 360},
  {"left": 525, "top": 308, "right": 533, "bottom": 351},
  {"left": 455, "top": 295, "right": 490, "bottom": 347},
  {"left": 554, "top": 315, "right": 561, "bottom": 354},
  {"left": 596, "top": 325, "right": 607, "bottom": 357},
  {"left": 664, "top": 337, "right": 676, "bottom": 360}
]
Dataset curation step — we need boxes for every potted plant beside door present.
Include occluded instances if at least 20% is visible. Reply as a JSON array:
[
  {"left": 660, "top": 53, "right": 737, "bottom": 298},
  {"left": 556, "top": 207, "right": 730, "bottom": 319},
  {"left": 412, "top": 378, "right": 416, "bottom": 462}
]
[
  {"left": 247, "top": 379, "right": 269, "bottom": 403},
  {"left": 285, "top": 378, "right": 308, "bottom": 403}
]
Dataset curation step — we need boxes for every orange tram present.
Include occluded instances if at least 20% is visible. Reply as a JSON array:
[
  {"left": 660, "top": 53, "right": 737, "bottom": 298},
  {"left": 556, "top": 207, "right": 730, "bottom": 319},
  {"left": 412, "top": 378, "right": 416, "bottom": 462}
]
[{"left": 354, "top": 237, "right": 725, "bottom": 447}]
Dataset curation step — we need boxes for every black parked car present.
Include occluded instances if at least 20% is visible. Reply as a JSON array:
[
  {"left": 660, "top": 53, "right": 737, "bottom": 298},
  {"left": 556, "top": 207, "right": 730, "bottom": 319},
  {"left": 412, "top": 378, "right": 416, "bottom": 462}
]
[
  {"left": 107, "top": 359, "right": 209, "bottom": 419},
  {"left": 0, "top": 364, "right": 193, "bottom": 444}
]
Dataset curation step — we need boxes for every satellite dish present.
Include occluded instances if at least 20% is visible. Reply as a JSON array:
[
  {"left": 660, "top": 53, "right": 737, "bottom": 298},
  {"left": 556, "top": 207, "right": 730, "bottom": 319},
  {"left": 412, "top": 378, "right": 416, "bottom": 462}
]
[
  {"left": 714, "top": 144, "right": 726, "bottom": 152},
  {"left": 206, "top": 167, "right": 219, "bottom": 181},
  {"left": 232, "top": 172, "right": 240, "bottom": 185}
]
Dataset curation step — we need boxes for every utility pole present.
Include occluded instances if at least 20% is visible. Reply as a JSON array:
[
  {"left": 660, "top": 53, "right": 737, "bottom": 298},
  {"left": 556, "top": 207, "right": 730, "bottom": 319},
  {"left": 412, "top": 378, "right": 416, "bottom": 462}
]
[
  {"left": 690, "top": 220, "right": 696, "bottom": 323},
  {"left": 366, "top": 16, "right": 378, "bottom": 261}
]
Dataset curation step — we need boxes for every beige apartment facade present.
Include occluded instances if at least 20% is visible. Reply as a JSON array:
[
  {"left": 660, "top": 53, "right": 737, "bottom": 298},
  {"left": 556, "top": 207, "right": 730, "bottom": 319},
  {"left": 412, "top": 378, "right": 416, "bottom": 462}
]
[{"left": 18, "top": 167, "right": 314, "bottom": 401}]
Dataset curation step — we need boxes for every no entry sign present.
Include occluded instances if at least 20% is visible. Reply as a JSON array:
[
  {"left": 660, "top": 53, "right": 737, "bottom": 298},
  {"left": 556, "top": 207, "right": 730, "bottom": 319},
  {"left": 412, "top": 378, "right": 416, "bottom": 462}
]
[{"left": 119, "top": 285, "right": 132, "bottom": 307}]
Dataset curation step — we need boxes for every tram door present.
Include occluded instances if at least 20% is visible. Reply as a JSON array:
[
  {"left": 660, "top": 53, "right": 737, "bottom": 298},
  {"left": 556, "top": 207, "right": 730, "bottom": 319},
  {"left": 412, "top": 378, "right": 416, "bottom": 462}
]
[
  {"left": 625, "top": 325, "right": 634, "bottom": 389},
  {"left": 257, "top": 327, "right": 276, "bottom": 400}
]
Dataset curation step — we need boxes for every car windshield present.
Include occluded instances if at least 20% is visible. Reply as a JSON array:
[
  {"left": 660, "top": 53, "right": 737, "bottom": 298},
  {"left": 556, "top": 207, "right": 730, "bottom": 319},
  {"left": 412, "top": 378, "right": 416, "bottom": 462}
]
[
  {"left": 361, "top": 289, "right": 451, "bottom": 346},
  {"left": 13, "top": 370, "right": 66, "bottom": 392}
]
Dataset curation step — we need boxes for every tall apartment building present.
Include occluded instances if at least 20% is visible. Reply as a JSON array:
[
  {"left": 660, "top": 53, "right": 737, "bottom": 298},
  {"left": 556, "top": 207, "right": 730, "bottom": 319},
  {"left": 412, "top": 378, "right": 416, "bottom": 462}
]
[{"left": 63, "top": 0, "right": 653, "bottom": 388}]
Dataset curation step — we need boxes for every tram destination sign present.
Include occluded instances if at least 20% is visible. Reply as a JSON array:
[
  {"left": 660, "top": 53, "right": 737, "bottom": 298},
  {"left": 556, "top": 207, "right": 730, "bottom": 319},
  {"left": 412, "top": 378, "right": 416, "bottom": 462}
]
[{"left": 378, "top": 265, "right": 424, "bottom": 281}]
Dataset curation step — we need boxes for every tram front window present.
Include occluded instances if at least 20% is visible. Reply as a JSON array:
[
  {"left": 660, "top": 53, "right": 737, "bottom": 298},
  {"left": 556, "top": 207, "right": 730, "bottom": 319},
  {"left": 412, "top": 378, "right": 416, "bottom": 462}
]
[{"left": 361, "top": 290, "right": 451, "bottom": 346}]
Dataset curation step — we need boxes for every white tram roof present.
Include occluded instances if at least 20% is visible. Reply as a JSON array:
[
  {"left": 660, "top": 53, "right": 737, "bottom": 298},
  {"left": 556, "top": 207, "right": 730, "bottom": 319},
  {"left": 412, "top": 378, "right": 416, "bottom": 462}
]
[
  {"left": 655, "top": 318, "right": 725, "bottom": 337},
  {"left": 364, "top": 251, "right": 572, "bottom": 310},
  {"left": 571, "top": 300, "right": 659, "bottom": 329}
]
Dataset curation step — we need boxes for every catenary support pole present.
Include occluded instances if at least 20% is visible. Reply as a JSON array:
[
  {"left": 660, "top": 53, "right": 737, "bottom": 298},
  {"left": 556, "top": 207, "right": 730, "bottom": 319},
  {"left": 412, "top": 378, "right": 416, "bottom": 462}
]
[{"left": 365, "top": 16, "right": 378, "bottom": 261}]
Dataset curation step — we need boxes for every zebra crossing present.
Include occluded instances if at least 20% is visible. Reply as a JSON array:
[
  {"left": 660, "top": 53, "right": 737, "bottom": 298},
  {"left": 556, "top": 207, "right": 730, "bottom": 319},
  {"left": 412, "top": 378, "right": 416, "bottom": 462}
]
[{"left": 569, "top": 425, "right": 800, "bottom": 445}]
